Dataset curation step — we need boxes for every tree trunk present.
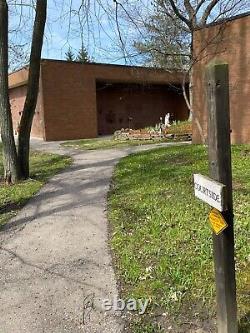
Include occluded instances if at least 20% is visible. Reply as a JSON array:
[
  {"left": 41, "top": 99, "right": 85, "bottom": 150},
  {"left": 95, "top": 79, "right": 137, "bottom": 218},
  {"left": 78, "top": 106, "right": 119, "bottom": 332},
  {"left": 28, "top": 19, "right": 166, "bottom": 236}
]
[
  {"left": 18, "top": 0, "right": 47, "bottom": 179},
  {"left": 0, "top": 0, "right": 20, "bottom": 184},
  {"left": 188, "top": 32, "right": 194, "bottom": 121},
  {"left": 181, "top": 33, "right": 193, "bottom": 121},
  {"left": 188, "top": 68, "right": 193, "bottom": 121}
]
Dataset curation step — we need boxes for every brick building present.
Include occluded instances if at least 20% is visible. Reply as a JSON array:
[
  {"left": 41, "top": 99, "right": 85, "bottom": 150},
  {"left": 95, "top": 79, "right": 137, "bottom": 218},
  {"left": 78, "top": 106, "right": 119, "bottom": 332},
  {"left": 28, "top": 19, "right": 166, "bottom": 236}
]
[
  {"left": 192, "top": 12, "right": 250, "bottom": 144},
  {"left": 9, "top": 60, "right": 189, "bottom": 141}
]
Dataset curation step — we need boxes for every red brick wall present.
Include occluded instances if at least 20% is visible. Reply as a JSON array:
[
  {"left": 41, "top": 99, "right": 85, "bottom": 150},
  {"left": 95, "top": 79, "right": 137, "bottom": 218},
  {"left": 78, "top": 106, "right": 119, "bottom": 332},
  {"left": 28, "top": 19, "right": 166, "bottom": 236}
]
[
  {"left": 41, "top": 61, "right": 98, "bottom": 141},
  {"left": 8, "top": 61, "right": 189, "bottom": 141},
  {"left": 40, "top": 60, "right": 189, "bottom": 141},
  {"left": 9, "top": 84, "right": 45, "bottom": 138},
  {"left": 192, "top": 14, "right": 250, "bottom": 144}
]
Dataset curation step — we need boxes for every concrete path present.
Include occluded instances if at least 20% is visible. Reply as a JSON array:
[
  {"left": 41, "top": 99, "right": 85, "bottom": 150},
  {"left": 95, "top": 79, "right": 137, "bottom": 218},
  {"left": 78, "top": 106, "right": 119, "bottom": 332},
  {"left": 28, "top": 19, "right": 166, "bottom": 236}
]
[{"left": 0, "top": 140, "right": 189, "bottom": 333}]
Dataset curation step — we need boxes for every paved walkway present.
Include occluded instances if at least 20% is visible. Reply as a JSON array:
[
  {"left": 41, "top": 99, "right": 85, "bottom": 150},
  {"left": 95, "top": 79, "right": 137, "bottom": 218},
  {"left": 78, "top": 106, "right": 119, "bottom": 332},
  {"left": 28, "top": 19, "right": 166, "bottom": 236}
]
[{"left": 0, "top": 140, "right": 189, "bottom": 333}]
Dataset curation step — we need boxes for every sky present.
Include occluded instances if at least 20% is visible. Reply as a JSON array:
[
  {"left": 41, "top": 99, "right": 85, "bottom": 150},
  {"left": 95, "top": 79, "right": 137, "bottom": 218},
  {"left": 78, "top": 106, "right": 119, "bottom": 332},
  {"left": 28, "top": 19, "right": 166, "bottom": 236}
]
[
  {"left": 8, "top": 0, "right": 150, "bottom": 66},
  {"left": 43, "top": 0, "right": 153, "bottom": 64},
  {"left": 9, "top": 0, "right": 250, "bottom": 68},
  {"left": 43, "top": 1, "right": 122, "bottom": 63}
]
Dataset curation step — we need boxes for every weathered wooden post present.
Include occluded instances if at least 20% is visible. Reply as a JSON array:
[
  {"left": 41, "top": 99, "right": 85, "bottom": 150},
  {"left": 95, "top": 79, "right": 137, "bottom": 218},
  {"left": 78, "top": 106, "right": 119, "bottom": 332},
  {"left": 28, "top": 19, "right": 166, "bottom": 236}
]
[{"left": 206, "top": 63, "right": 237, "bottom": 333}]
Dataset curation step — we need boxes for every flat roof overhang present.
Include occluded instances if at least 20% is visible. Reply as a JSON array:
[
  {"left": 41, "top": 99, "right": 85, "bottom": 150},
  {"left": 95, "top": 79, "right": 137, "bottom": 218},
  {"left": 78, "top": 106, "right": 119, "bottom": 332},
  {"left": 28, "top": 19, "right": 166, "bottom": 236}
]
[{"left": 8, "top": 59, "right": 188, "bottom": 90}]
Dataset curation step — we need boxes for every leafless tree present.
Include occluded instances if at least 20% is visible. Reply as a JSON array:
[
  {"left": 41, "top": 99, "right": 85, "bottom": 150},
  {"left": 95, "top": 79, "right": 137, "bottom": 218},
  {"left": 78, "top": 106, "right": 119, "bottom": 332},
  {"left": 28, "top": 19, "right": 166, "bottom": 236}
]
[
  {"left": 0, "top": 0, "right": 47, "bottom": 183},
  {"left": 161, "top": 0, "right": 250, "bottom": 115},
  {"left": 1, "top": 0, "right": 249, "bottom": 182},
  {"left": 1, "top": 0, "right": 96, "bottom": 182},
  {"left": 108, "top": 0, "right": 249, "bottom": 123},
  {"left": 17, "top": 0, "right": 47, "bottom": 179},
  {"left": 0, "top": 0, "right": 20, "bottom": 183}
]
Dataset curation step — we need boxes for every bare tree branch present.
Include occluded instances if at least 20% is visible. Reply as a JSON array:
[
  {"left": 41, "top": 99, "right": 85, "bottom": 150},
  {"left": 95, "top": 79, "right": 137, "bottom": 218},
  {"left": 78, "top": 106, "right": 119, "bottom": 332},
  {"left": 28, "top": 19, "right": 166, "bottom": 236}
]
[
  {"left": 166, "top": 0, "right": 192, "bottom": 29},
  {"left": 195, "top": 0, "right": 207, "bottom": 15},
  {"left": 201, "top": 0, "right": 220, "bottom": 25},
  {"left": 184, "top": 0, "right": 197, "bottom": 26}
]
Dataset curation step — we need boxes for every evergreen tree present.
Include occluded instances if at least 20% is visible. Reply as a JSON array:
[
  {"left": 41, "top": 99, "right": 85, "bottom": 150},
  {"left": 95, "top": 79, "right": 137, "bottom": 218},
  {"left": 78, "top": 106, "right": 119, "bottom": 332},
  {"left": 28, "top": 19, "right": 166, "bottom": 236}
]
[
  {"left": 76, "top": 45, "right": 90, "bottom": 63},
  {"left": 65, "top": 47, "right": 75, "bottom": 61}
]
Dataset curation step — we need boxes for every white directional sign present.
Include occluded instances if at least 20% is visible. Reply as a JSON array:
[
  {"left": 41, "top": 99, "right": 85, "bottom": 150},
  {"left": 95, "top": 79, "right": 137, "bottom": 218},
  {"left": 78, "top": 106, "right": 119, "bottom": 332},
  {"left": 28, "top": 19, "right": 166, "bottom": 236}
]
[{"left": 193, "top": 174, "right": 226, "bottom": 212}]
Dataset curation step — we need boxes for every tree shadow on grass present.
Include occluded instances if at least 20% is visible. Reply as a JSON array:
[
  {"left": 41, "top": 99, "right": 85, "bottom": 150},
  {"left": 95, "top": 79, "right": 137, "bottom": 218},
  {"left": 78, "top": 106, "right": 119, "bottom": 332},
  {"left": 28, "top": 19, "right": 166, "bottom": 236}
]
[
  {"left": 0, "top": 202, "right": 22, "bottom": 215},
  {"left": 239, "top": 312, "right": 250, "bottom": 333}
]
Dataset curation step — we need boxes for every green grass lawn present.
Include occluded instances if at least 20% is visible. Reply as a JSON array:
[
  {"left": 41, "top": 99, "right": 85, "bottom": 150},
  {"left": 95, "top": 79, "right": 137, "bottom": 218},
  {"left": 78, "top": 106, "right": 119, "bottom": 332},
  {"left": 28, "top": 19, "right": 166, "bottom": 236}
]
[
  {"left": 61, "top": 122, "right": 192, "bottom": 150},
  {"left": 62, "top": 137, "right": 174, "bottom": 150},
  {"left": 108, "top": 144, "right": 250, "bottom": 332},
  {"left": 0, "top": 144, "right": 72, "bottom": 227}
]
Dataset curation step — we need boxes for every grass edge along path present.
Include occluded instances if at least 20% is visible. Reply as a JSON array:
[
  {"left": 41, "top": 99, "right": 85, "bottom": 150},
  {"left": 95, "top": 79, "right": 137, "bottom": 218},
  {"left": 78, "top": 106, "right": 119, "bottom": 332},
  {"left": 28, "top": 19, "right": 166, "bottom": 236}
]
[
  {"left": 108, "top": 144, "right": 250, "bottom": 333},
  {"left": 0, "top": 145, "right": 72, "bottom": 227},
  {"left": 62, "top": 121, "right": 192, "bottom": 151},
  {"left": 62, "top": 137, "right": 177, "bottom": 150}
]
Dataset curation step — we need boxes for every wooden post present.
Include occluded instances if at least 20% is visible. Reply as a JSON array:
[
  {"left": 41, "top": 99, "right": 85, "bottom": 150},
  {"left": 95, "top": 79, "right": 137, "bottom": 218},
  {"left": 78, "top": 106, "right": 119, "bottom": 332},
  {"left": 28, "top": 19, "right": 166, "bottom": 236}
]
[{"left": 206, "top": 63, "right": 238, "bottom": 333}]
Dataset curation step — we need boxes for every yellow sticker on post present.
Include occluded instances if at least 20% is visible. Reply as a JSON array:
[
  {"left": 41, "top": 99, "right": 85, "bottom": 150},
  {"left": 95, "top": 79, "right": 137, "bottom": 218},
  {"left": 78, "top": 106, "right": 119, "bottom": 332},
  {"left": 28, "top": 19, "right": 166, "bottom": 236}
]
[{"left": 209, "top": 208, "right": 228, "bottom": 235}]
